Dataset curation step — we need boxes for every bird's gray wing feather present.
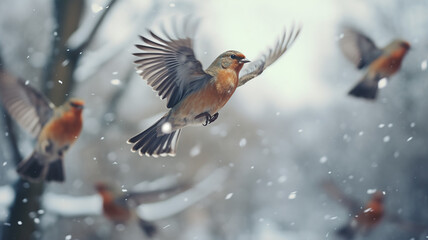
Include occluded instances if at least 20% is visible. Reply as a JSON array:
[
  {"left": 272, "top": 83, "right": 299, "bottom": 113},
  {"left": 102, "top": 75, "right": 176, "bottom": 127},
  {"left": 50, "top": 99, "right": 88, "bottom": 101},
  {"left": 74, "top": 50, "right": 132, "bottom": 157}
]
[
  {"left": 134, "top": 19, "right": 212, "bottom": 108},
  {"left": 339, "top": 27, "right": 383, "bottom": 69},
  {"left": 0, "top": 70, "right": 54, "bottom": 137},
  {"left": 238, "top": 25, "right": 301, "bottom": 87}
]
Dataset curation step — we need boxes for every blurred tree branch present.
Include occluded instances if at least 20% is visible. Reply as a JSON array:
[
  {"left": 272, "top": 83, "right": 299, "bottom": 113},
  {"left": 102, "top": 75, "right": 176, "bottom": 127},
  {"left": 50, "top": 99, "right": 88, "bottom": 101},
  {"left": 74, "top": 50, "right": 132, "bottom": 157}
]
[
  {"left": 1, "top": 1, "right": 119, "bottom": 239},
  {"left": 0, "top": 65, "right": 45, "bottom": 240},
  {"left": 67, "top": 0, "right": 118, "bottom": 53},
  {"left": 42, "top": 0, "right": 117, "bottom": 104}
]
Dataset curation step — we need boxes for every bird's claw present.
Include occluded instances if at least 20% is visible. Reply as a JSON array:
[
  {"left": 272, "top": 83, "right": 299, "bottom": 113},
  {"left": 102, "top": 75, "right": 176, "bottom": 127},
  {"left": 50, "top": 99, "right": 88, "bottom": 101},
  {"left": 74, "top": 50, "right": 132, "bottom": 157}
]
[{"left": 195, "top": 112, "right": 219, "bottom": 126}]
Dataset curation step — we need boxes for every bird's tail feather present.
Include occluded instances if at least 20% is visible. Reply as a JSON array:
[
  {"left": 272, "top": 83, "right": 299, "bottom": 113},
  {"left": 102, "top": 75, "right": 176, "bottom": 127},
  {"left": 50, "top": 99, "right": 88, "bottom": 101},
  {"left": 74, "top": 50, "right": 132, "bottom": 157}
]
[
  {"left": 46, "top": 159, "right": 65, "bottom": 182},
  {"left": 127, "top": 117, "right": 181, "bottom": 157},
  {"left": 348, "top": 74, "right": 378, "bottom": 99},
  {"left": 17, "top": 151, "right": 47, "bottom": 182},
  {"left": 336, "top": 224, "right": 356, "bottom": 240},
  {"left": 138, "top": 219, "right": 157, "bottom": 238}
]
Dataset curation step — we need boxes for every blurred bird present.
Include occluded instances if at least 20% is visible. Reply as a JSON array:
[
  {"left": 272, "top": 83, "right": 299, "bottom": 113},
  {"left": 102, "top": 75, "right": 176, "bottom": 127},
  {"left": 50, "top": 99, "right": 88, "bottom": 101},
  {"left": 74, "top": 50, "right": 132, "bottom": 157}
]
[
  {"left": 0, "top": 69, "right": 84, "bottom": 182},
  {"left": 339, "top": 27, "right": 410, "bottom": 99},
  {"left": 323, "top": 180, "right": 428, "bottom": 239},
  {"left": 322, "top": 181, "right": 385, "bottom": 239},
  {"left": 336, "top": 191, "right": 385, "bottom": 239},
  {"left": 95, "top": 182, "right": 190, "bottom": 238},
  {"left": 128, "top": 20, "right": 301, "bottom": 157}
]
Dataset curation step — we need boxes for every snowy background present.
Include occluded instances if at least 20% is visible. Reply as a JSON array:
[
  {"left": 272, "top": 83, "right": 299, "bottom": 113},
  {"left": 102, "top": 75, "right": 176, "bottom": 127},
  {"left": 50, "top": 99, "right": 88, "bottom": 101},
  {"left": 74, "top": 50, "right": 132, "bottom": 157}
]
[{"left": 0, "top": 0, "right": 428, "bottom": 239}]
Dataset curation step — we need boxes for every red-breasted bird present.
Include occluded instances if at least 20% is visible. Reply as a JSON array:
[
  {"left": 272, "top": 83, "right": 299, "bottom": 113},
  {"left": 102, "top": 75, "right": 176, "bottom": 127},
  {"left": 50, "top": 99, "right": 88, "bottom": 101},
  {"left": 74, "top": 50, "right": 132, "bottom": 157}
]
[
  {"left": 339, "top": 27, "right": 410, "bottom": 99},
  {"left": 0, "top": 69, "right": 84, "bottom": 182},
  {"left": 323, "top": 181, "right": 428, "bottom": 239},
  {"left": 128, "top": 21, "right": 301, "bottom": 157},
  {"left": 95, "top": 182, "right": 189, "bottom": 238},
  {"left": 322, "top": 181, "right": 384, "bottom": 239},
  {"left": 336, "top": 191, "right": 385, "bottom": 239}
]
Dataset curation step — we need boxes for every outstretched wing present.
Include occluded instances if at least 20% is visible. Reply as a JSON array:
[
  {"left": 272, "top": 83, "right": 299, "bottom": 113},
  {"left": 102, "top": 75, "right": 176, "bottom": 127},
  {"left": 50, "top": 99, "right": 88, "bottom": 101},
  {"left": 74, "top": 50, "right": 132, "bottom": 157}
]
[
  {"left": 339, "top": 27, "right": 383, "bottom": 69},
  {"left": 0, "top": 69, "right": 54, "bottom": 137},
  {"left": 134, "top": 21, "right": 212, "bottom": 109},
  {"left": 321, "top": 180, "right": 362, "bottom": 215},
  {"left": 116, "top": 182, "right": 191, "bottom": 208},
  {"left": 238, "top": 25, "right": 301, "bottom": 87}
]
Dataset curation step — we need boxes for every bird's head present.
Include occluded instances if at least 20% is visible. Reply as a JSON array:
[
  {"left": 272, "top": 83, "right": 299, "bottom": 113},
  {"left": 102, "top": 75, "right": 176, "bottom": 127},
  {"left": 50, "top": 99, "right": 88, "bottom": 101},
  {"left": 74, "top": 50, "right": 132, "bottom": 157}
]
[
  {"left": 66, "top": 99, "right": 84, "bottom": 116},
  {"left": 398, "top": 40, "right": 411, "bottom": 51},
  {"left": 69, "top": 99, "right": 84, "bottom": 110},
  {"left": 95, "top": 182, "right": 111, "bottom": 193},
  {"left": 371, "top": 191, "right": 385, "bottom": 203},
  {"left": 387, "top": 39, "right": 411, "bottom": 53},
  {"left": 210, "top": 50, "right": 250, "bottom": 73}
]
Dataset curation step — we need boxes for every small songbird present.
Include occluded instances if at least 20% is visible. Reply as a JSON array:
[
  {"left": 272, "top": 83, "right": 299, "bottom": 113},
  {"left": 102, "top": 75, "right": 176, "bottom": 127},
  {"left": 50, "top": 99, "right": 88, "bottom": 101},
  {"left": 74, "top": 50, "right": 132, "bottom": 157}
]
[
  {"left": 336, "top": 191, "right": 385, "bottom": 239},
  {"left": 323, "top": 181, "right": 428, "bottom": 239},
  {"left": 322, "top": 181, "right": 385, "bottom": 239},
  {"left": 0, "top": 68, "right": 84, "bottom": 182},
  {"left": 339, "top": 27, "right": 410, "bottom": 99},
  {"left": 128, "top": 21, "right": 301, "bottom": 157},
  {"left": 95, "top": 182, "right": 188, "bottom": 238}
]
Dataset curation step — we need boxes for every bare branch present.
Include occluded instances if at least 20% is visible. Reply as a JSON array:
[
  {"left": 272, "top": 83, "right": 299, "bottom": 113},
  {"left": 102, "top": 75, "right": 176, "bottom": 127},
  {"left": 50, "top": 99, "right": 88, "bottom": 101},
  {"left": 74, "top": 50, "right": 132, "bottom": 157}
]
[{"left": 67, "top": 0, "right": 118, "bottom": 53}]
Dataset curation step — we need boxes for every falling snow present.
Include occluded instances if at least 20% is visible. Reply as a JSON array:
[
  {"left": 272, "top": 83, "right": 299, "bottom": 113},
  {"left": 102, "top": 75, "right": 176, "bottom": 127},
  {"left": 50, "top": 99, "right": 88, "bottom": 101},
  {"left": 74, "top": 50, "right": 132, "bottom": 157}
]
[
  {"left": 189, "top": 145, "right": 201, "bottom": 157},
  {"left": 110, "top": 79, "right": 121, "bottom": 85},
  {"left": 421, "top": 60, "right": 427, "bottom": 70},
  {"left": 319, "top": 156, "right": 328, "bottom": 164},
  {"left": 239, "top": 138, "right": 247, "bottom": 147},
  {"left": 91, "top": 3, "right": 103, "bottom": 13},
  {"left": 383, "top": 136, "right": 390, "bottom": 142},
  {"left": 161, "top": 122, "right": 172, "bottom": 134},
  {"left": 377, "top": 78, "right": 388, "bottom": 89},
  {"left": 367, "top": 189, "right": 377, "bottom": 194}
]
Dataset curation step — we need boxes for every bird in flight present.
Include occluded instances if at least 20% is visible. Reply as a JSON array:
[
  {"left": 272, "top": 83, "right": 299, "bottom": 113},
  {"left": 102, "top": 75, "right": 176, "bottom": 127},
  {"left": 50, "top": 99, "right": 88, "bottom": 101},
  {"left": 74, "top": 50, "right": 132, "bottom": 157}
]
[
  {"left": 0, "top": 68, "right": 84, "bottom": 182},
  {"left": 95, "top": 181, "right": 190, "bottom": 238},
  {"left": 128, "top": 20, "right": 301, "bottom": 157},
  {"left": 322, "top": 180, "right": 428, "bottom": 239},
  {"left": 339, "top": 27, "right": 410, "bottom": 99}
]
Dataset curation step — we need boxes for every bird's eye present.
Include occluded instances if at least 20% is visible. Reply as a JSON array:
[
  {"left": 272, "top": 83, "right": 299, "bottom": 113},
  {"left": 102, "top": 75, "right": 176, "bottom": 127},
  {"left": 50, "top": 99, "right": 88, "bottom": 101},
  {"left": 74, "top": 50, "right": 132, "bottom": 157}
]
[
  {"left": 70, "top": 102, "right": 83, "bottom": 109},
  {"left": 230, "top": 54, "right": 237, "bottom": 59}
]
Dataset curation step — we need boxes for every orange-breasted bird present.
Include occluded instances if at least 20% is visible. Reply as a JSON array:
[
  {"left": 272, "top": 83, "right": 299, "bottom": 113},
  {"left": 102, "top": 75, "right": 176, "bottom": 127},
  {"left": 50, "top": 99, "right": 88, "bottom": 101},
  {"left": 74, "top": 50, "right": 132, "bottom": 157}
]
[
  {"left": 0, "top": 68, "right": 84, "bottom": 182},
  {"left": 323, "top": 181, "right": 428, "bottom": 239},
  {"left": 322, "top": 181, "right": 385, "bottom": 239},
  {"left": 336, "top": 191, "right": 385, "bottom": 239},
  {"left": 339, "top": 27, "right": 410, "bottom": 99},
  {"left": 95, "top": 182, "right": 189, "bottom": 238},
  {"left": 128, "top": 21, "right": 301, "bottom": 157}
]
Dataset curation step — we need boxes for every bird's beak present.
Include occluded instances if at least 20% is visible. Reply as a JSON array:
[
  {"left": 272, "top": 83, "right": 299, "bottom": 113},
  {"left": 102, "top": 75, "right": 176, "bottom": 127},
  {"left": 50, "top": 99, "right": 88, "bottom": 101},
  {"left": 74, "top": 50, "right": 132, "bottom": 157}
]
[{"left": 239, "top": 58, "right": 250, "bottom": 64}]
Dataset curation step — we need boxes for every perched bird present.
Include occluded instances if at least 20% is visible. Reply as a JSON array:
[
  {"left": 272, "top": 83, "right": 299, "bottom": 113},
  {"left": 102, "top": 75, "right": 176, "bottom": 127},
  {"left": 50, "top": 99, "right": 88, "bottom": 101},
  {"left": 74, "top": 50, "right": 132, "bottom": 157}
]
[
  {"left": 95, "top": 182, "right": 189, "bottom": 238},
  {"left": 339, "top": 27, "right": 410, "bottom": 99},
  {"left": 128, "top": 21, "right": 301, "bottom": 157},
  {"left": 0, "top": 68, "right": 84, "bottom": 182}
]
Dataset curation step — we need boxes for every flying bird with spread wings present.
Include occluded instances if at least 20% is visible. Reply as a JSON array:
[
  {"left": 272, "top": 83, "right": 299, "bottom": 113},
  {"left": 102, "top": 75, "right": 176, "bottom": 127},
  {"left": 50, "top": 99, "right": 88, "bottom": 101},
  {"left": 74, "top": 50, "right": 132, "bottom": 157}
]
[
  {"left": 339, "top": 27, "right": 410, "bottom": 99},
  {"left": 95, "top": 181, "right": 191, "bottom": 238},
  {"left": 322, "top": 180, "right": 428, "bottom": 239},
  {"left": 0, "top": 68, "right": 84, "bottom": 182},
  {"left": 127, "top": 20, "right": 301, "bottom": 157}
]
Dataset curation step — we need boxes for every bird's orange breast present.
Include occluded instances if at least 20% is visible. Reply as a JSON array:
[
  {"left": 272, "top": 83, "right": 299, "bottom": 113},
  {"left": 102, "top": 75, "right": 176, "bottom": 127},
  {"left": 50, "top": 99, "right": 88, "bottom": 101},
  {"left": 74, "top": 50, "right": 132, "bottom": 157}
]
[
  {"left": 177, "top": 69, "right": 238, "bottom": 116},
  {"left": 103, "top": 202, "right": 132, "bottom": 222},
  {"left": 41, "top": 110, "right": 83, "bottom": 146},
  {"left": 356, "top": 201, "right": 384, "bottom": 227},
  {"left": 369, "top": 48, "right": 407, "bottom": 77},
  {"left": 99, "top": 192, "right": 132, "bottom": 222}
]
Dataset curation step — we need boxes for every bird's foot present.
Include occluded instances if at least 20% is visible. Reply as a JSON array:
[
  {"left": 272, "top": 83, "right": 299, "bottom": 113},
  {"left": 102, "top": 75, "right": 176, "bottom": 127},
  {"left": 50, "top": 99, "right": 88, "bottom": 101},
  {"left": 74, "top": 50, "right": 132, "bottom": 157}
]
[{"left": 195, "top": 112, "right": 219, "bottom": 126}]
